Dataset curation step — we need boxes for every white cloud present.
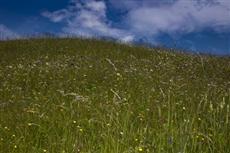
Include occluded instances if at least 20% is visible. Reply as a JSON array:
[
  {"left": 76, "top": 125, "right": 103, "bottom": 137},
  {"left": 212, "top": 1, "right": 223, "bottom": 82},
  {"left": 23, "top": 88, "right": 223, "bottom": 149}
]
[
  {"left": 85, "top": 1, "right": 106, "bottom": 12},
  {"left": 127, "top": 0, "right": 230, "bottom": 36},
  {"left": 42, "top": 9, "right": 70, "bottom": 22},
  {"left": 42, "top": 0, "right": 230, "bottom": 43},
  {"left": 42, "top": 0, "right": 134, "bottom": 43},
  {"left": 120, "top": 35, "right": 135, "bottom": 43},
  {"left": 0, "top": 24, "right": 20, "bottom": 40}
]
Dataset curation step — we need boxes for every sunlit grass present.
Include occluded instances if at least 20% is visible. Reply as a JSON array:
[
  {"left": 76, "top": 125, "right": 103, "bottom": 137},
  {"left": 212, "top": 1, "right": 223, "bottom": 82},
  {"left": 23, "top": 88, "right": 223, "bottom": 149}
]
[{"left": 0, "top": 38, "right": 229, "bottom": 153}]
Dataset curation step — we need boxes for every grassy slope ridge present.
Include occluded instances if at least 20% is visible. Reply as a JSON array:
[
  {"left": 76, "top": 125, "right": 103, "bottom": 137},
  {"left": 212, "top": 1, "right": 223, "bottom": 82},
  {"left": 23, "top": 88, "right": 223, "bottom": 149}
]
[{"left": 0, "top": 38, "right": 229, "bottom": 153}]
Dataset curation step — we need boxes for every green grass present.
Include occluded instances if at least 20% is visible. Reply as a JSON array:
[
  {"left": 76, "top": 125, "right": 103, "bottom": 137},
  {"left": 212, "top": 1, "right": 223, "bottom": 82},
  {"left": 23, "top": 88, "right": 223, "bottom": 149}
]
[{"left": 0, "top": 38, "right": 229, "bottom": 153}]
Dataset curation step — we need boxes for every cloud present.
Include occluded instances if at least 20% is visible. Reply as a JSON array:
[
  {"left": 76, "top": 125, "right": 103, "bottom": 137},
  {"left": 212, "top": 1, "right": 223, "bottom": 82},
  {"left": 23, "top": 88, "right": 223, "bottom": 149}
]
[
  {"left": 42, "top": 0, "right": 230, "bottom": 44},
  {"left": 0, "top": 24, "right": 20, "bottom": 40},
  {"left": 85, "top": 0, "right": 106, "bottom": 12},
  {"left": 42, "top": 9, "right": 71, "bottom": 23},
  {"left": 42, "top": 0, "right": 134, "bottom": 42},
  {"left": 127, "top": 0, "right": 230, "bottom": 36}
]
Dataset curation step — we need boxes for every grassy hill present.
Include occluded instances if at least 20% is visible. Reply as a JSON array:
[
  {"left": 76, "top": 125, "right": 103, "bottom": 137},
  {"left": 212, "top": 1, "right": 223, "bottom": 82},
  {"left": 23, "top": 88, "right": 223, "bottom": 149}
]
[{"left": 0, "top": 38, "right": 229, "bottom": 153}]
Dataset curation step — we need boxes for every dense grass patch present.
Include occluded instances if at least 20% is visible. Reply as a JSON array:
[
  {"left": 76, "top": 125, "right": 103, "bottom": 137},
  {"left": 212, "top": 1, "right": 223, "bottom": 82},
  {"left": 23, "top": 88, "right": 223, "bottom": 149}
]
[{"left": 0, "top": 38, "right": 229, "bottom": 153}]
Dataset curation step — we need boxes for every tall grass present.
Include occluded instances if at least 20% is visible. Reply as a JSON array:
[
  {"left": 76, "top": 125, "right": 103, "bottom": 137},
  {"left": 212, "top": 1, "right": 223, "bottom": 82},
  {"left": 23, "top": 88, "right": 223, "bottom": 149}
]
[{"left": 0, "top": 38, "right": 229, "bottom": 153}]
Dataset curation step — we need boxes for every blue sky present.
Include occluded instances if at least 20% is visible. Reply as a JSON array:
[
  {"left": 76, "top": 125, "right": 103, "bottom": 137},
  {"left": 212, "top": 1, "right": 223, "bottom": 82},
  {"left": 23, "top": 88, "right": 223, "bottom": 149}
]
[{"left": 0, "top": 0, "right": 229, "bottom": 55}]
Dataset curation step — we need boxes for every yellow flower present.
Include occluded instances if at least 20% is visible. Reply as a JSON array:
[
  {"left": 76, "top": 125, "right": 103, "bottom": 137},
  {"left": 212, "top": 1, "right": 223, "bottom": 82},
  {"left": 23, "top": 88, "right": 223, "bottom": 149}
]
[
  {"left": 43, "top": 149, "right": 47, "bottom": 152},
  {"left": 138, "top": 147, "right": 143, "bottom": 152},
  {"left": 14, "top": 145, "right": 17, "bottom": 149}
]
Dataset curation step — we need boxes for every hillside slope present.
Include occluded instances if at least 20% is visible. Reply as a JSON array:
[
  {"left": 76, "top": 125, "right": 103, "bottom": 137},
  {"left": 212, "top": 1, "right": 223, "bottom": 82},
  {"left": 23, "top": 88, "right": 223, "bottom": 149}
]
[{"left": 0, "top": 39, "right": 229, "bottom": 153}]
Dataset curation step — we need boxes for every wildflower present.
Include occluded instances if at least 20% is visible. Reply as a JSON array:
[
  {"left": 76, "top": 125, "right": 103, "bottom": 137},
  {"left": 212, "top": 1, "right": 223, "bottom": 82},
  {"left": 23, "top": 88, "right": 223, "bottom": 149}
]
[
  {"left": 28, "top": 123, "right": 32, "bottom": 126},
  {"left": 182, "top": 107, "right": 186, "bottom": 111},
  {"left": 138, "top": 147, "right": 143, "bottom": 152},
  {"left": 120, "top": 132, "right": 124, "bottom": 135},
  {"left": 220, "top": 97, "right": 226, "bottom": 108},
  {"left": 79, "top": 128, "right": 83, "bottom": 132},
  {"left": 73, "top": 120, "right": 77, "bottom": 124},
  {"left": 106, "top": 123, "right": 111, "bottom": 126},
  {"left": 198, "top": 117, "right": 201, "bottom": 121},
  {"left": 116, "top": 73, "right": 122, "bottom": 77},
  {"left": 14, "top": 145, "right": 17, "bottom": 149},
  {"left": 135, "top": 138, "right": 138, "bottom": 142},
  {"left": 43, "top": 149, "right": 47, "bottom": 152}
]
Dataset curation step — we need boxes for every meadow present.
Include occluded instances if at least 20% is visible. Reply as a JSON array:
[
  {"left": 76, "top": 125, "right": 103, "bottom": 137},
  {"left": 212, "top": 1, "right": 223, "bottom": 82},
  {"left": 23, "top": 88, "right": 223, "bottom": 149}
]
[{"left": 0, "top": 38, "right": 229, "bottom": 153}]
